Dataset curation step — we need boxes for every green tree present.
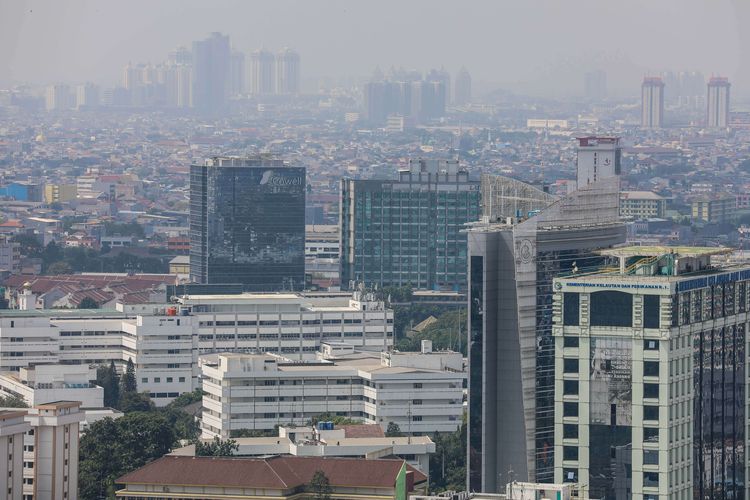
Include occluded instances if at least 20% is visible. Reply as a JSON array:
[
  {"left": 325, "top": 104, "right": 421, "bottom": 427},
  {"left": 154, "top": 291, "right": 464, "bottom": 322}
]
[
  {"left": 310, "top": 413, "right": 360, "bottom": 426},
  {"left": 79, "top": 417, "right": 121, "bottom": 500},
  {"left": 167, "top": 388, "right": 204, "bottom": 408},
  {"left": 385, "top": 422, "right": 403, "bottom": 437},
  {"left": 0, "top": 394, "right": 28, "bottom": 408},
  {"left": 120, "top": 358, "right": 137, "bottom": 395},
  {"left": 230, "top": 428, "right": 278, "bottom": 438},
  {"left": 11, "top": 234, "right": 42, "bottom": 257},
  {"left": 159, "top": 406, "right": 199, "bottom": 441},
  {"left": 195, "top": 436, "right": 239, "bottom": 456},
  {"left": 47, "top": 260, "right": 73, "bottom": 275},
  {"left": 309, "top": 470, "right": 332, "bottom": 500},
  {"left": 429, "top": 418, "right": 467, "bottom": 492},
  {"left": 96, "top": 361, "right": 120, "bottom": 408},
  {"left": 78, "top": 296, "right": 100, "bottom": 309},
  {"left": 104, "top": 221, "right": 145, "bottom": 239},
  {"left": 119, "top": 392, "right": 155, "bottom": 413},
  {"left": 79, "top": 412, "right": 176, "bottom": 500},
  {"left": 42, "top": 241, "right": 64, "bottom": 268}
]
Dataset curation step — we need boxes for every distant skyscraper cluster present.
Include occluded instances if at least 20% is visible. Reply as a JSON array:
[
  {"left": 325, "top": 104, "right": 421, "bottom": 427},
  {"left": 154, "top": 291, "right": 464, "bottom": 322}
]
[
  {"left": 640, "top": 74, "right": 731, "bottom": 129},
  {"left": 247, "top": 48, "right": 301, "bottom": 96},
  {"left": 661, "top": 70, "right": 706, "bottom": 108},
  {"left": 41, "top": 33, "right": 301, "bottom": 112},
  {"left": 363, "top": 66, "right": 470, "bottom": 125}
]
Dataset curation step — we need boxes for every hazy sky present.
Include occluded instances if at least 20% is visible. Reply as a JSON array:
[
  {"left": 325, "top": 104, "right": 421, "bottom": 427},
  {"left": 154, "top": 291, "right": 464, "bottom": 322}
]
[{"left": 2, "top": 0, "right": 748, "bottom": 98}]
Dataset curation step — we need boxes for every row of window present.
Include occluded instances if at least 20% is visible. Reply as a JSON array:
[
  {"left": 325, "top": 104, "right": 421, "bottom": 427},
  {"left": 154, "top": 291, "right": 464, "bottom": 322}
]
[
  {"left": 563, "top": 292, "right": 661, "bottom": 329},
  {"left": 141, "top": 376, "right": 186, "bottom": 384},
  {"left": 198, "top": 318, "right": 387, "bottom": 327},
  {"left": 563, "top": 336, "right": 660, "bottom": 351},
  {"left": 198, "top": 332, "right": 392, "bottom": 340}
]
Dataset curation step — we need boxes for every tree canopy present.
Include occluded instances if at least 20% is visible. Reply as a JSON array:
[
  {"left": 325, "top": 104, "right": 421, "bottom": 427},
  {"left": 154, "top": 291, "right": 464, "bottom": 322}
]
[
  {"left": 385, "top": 422, "right": 403, "bottom": 437},
  {"left": 79, "top": 412, "right": 176, "bottom": 500},
  {"left": 78, "top": 296, "right": 100, "bottom": 309},
  {"left": 195, "top": 437, "right": 238, "bottom": 456},
  {"left": 120, "top": 358, "right": 138, "bottom": 395},
  {"left": 96, "top": 361, "right": 120, "bottom": 408},
  {"left": 309, "top": 470, "right": 333, "bottom": 500},
  {"left": 0, "top": 394, "right": 28, "bottom": 408}
]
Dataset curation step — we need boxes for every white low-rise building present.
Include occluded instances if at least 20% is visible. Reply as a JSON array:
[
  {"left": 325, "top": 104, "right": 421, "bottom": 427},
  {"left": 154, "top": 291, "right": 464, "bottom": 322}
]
[
  {"left": 0, "top": 291, "right": 393, "bottom": 405},
  {"left": 201, "top": 347, "right": 465, "bottom": 439},
  {"left": 0, "top": 363, "right": 104, "bottom": 407}
]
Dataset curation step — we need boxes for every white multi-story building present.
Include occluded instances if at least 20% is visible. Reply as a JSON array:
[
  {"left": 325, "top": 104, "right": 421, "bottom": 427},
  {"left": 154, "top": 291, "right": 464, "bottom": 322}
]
[
  {"left": 642, "top": 77, "right": 665, "bottom": 128},
  {"left": 201, "top": 346, "right": 465, "bottom": 439},
  {"left": 0, "top": 409, "right": 30, "bottom": 499},
  {"left": 0, "top": 364, "right": 103, "bottom": 408},
  {"left": 707, "top": 77, "right": 730, "bottom": 129},
  {"left": 575, "top": 136, "right": 621, "bottom": 189},
  {"left": 619, "top": 191, "right": 666, "bottom": 219},
  {"left": 0, "top": 402, "right": 84, "bottom": 500},
  {"left": 0, "top": 234, "right": 21, "bottom": 274},
  {"left": 25, "top": 402, "right": 84, "bottom": 500},
  {"left": 180, "top": 292, "right": 392, "bottom": 357},
  {"left": 553, "top": 246, "right": 749, "bottom": 500},
  {"left": 0, "top": 292, "right": 392, "bottom": 405}
]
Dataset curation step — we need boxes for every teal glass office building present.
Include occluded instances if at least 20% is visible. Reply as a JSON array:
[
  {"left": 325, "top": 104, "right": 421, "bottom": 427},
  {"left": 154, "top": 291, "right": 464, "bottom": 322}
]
[{"left": 340, "top": 159, "right": 480, "bottom": 291}]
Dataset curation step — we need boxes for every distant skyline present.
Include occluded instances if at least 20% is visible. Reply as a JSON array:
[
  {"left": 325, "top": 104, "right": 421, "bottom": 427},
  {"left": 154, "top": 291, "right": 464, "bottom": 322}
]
[{"left": 1, "top": 0, "right": 749, "bottom": 99}]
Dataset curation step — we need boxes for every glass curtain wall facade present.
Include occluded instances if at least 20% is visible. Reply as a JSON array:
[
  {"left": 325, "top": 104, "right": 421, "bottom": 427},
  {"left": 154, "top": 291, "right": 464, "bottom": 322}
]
[
  {"left": 466, "top": 176, "right": 626, "bottom": 492},
  {"left": 340, "top": 159, "right": 480, "bottom": 291},
  {"left": 190, "top": 157, "right": 305, "bottom": 291}
]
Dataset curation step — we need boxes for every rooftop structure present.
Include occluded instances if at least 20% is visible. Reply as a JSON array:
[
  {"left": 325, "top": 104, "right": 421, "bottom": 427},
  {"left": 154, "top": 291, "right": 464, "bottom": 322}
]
[
  {"left": 575, "top": 137, "right": 621, "bottom": 189},
  {"left": 0, "top": 363, "right": 103, "bottom": 407},
  {"left": 171, "top": 423, "right": 435, "bottom": 481},
  {"left": 480, "top": 174, "right": 556, "bottom": 221}
]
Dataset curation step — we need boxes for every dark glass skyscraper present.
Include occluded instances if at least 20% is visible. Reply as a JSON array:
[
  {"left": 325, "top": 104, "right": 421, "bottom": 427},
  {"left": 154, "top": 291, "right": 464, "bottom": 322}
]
[
  {"left": 189, "top": 157, "right": 305, "bottom": 291},
  {"left": 340, "top": 159, "right": 480, "bottom": 291}
]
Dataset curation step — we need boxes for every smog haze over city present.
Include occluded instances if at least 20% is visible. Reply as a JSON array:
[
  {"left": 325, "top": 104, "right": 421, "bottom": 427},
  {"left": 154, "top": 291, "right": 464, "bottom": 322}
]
[
  {"left": 2, "top": 2, "right": 750, "bottom": 500},
  {"left": 2, "top": 0, "right": 750, "bottom": 98}
]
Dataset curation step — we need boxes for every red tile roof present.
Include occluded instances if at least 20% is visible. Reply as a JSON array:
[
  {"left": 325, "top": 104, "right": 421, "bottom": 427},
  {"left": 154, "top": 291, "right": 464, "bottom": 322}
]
[{"left": 117, "top": 455, "right": 426, "bottom": 490}]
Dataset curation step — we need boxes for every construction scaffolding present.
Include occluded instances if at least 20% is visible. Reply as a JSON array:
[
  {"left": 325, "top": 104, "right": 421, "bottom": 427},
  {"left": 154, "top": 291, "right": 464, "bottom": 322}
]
[{"left": 481, "top": 174, "right": 557, "bottom": 221}]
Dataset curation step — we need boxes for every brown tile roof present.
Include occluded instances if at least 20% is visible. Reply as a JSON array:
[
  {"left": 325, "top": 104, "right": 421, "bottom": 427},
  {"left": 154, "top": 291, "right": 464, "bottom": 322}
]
[
  {"left": 117, "top": 455, "right": 426, "bottom": 489},
  {"left": 337, "top": 424, "right": 386, "bottom": 438}
]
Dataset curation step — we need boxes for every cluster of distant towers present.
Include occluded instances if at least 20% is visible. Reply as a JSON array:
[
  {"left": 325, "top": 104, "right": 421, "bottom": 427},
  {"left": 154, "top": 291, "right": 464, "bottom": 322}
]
[
  {"left": 44, "top": 33, "right": 301, "bottom": 112},
  {"left": 640, "top": 74, "right": 731, "bottom": 128},
  {"left": 362, "top": 66, "right": 472, "bottom": 124},
  {"left": 122, "top": 32, "right": 300, "bottom": 111}
]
